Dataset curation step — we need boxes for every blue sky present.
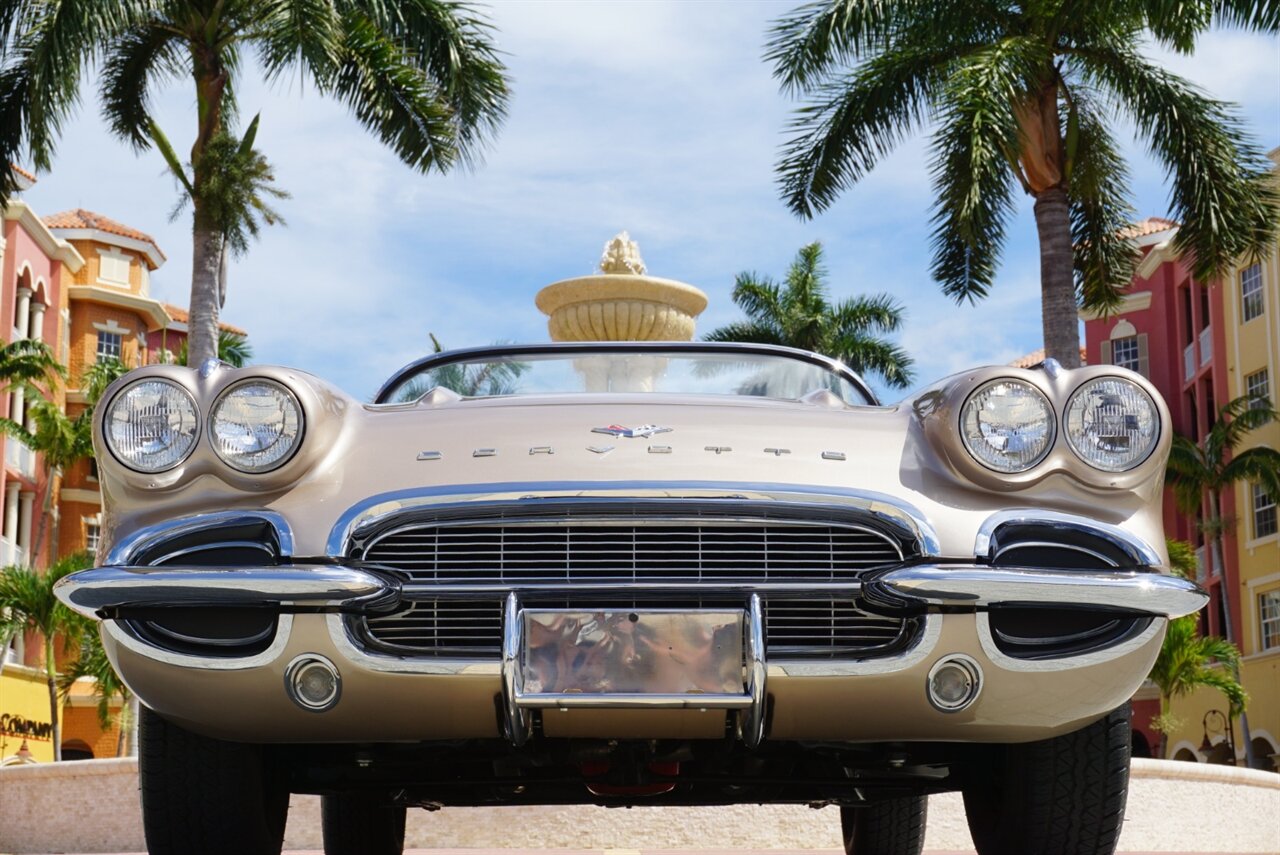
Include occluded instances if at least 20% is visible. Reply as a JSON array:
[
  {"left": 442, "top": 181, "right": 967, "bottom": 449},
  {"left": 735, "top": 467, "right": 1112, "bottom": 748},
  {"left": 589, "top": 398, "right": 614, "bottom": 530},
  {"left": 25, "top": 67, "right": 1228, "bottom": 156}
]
[{"left": 20, "top": 1, "right": 1280, "bottom": 402}]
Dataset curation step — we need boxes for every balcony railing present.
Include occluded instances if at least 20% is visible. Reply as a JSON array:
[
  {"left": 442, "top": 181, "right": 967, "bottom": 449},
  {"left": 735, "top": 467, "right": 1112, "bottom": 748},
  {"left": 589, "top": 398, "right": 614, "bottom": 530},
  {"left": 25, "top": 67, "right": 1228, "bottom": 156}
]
[
  {"left": 4, "top": 436, "right": 34, "bottom": 479},
  {"left": 1199, "top": 326, "right": 1213, "bottom": 367},
  {"left": 1184, "top": 343, "right": 1197, "bottom": 382},
  {"left": 0, "top": 536, "right": 28, "bottom": 568}
]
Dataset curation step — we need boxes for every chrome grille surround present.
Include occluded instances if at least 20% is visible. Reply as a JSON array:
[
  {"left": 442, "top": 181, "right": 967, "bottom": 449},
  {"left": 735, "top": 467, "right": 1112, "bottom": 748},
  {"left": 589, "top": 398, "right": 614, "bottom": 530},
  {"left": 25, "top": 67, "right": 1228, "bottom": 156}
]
[{"left": 347, "top": 500, "right": 918, "bottom": 660}]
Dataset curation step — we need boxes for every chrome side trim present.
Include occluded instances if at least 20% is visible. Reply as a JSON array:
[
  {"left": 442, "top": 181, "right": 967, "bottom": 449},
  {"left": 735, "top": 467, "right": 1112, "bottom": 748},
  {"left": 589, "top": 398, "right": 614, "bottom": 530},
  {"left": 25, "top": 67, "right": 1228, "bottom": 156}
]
[
  {"left": 324, "top": 614, "right": 500, "bottom": 676},
  {"left": 974, "top": 509, "right": 1161, "bottom": 566},
  {"left": 104, "top": 613, "right": 294, "bottom": 671},
  {"left": 326, "top": 481, "right": 941, "bottom": 558},
  {"left": 55, "top": 565, "right": 397, "bottom": 619},
  {"left": 767, "top": 615, "right": 942, "bottom": 677},
  {"left": 869, "top": 565, "right": 1207, "bottom": 618},
  {"left": 976, "top": 612, "right": 1164, "bottom": 672},
  {"left": 106, "top": 510, "right": 296, "bottom": 567}
]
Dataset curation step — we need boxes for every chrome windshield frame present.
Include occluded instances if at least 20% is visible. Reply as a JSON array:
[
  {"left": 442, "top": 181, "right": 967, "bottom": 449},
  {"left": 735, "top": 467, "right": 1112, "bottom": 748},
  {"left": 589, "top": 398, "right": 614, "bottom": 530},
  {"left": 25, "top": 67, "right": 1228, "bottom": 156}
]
[{"left": 371, "top": 341, "right": 879, "bottom": 407}]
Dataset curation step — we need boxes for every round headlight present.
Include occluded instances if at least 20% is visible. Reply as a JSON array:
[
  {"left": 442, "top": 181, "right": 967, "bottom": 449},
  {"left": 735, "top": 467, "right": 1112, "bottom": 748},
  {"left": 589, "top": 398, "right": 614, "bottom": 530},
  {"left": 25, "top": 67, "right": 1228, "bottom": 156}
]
[
  {"left": 105, "top": 380, "right": 199, "bottom": 472},
  {"left": 960, "top": 379, "right": 1055, "bottom": 473},
  {"left": 209, "top": 381, "right": 303, "bottom": 473},
  {"left": 1065, "top": 377, "right": 1159, "bottom": 472}
]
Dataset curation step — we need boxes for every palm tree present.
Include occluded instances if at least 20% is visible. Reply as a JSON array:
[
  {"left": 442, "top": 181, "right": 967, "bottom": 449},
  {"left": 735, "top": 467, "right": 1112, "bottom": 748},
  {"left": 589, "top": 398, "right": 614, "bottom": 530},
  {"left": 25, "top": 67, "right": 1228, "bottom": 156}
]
[
  {"left": 704, "top": 242, "right": 914, "bottom": 389},
  {"left": 1166, "top": 395, "right": 1280, "bottom": 768},
  {"left": 59, "top": 623, "right": 134, "bottom": 757},
  {"left": 0, "top": 552, "right": 93, "bottom": 761},
  {"left": 1148, "top": 614, "right": 1245, "bottom": 760},
  {"left": 767, "top": 2, "right": 1279, "bottom": 367},
  {"left": 176, "top": 330, "right": 254, "bottom": 369},
  {"left": 1147, "top": 538, "right": 1246, "bottom": 759},
  {"left": 0, "top": 1, "right": 510, "bottom": 366},
  {"left": 80, "top": 358, "right": 132, "bottom": 408},
  {"left": 0, "top": 339, "right": 65, "bottom": 394},
  {"left": 0, "top": 401, "right": 94, "bottom": 565}
]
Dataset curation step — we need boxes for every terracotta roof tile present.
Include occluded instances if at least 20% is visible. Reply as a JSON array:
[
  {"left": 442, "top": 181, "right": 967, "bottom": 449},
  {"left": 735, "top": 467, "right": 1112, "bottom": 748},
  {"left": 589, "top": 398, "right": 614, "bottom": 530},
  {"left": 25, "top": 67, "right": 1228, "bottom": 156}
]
[
  {"left": 1118, "top": 217, "right": 1179, "bottom": 240},
  {"left": 42, "top": 208, "right": 166, "bottom": 260},
  {"left": 1010, "top": 346, "right": 1087, "bottom": 368},
  {"left": 161, "top": 303, "right": 247, "bottom": 337},
  {"left": 9, "top": 163, "right": 36, "bottom": 183}
]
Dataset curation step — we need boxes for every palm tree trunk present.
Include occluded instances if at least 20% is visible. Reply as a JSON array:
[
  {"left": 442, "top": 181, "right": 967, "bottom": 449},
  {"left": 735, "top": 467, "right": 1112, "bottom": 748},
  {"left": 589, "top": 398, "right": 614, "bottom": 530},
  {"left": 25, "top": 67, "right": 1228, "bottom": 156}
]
[
  {"left": 44, "top": 633, "right": 60, "bottom": 761},
  {"left": 188, "top": 220, "right": 223, "bottom": 368},
  {"left": 1158, "top": 694, "right": 1170, "bottom": 759},
  {"left": 1209, "top": 490, "right": 1255, "bottom": 767},
  {"left": 29, "top": 463, "right": 54, "bottom": 566},
  {"left": 186, "top": 55, "right": 228, "bottom": 369},
  {"left": 1032, "top": 186, "right": 1082, "bottom": 368}
]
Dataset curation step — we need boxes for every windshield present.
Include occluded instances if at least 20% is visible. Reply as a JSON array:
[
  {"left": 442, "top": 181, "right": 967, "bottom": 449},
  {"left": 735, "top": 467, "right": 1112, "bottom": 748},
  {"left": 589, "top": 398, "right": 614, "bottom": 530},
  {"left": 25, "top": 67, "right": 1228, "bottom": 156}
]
[{"left": 379, "top": 347, "right": 872, "bottom": 405}]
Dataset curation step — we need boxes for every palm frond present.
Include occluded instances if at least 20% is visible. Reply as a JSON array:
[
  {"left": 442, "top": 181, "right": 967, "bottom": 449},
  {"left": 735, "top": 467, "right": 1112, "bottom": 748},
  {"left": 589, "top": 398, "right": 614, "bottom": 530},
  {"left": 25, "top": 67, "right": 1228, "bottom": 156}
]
[
  {"left": 100, "top": 22, "right": 184, "bottom": 150},
  {"left": 324, "top": 9, "right": 460, "bottom": 174},
  {"left": 1080, "top": 45, "right": 1280, "bottom": 280},
  {"left": 729, "top": 275, "right": 785, "bottom": 325},
  {"left": 1220, "top": 448, "right": 1280, "bottom": 506},
  {"left": 1068, "top": 91, "right": 1138, "bottom": 314},
  {"left": 765, "top": 0, "right": 909, "bottom": 93},
  {"left": 831, "top": 293, "right": 907, "bottom": 334},
  {"left": 703, "top": 321, "right": 787, "bottom": 347},
  {"left": 1166, "top": 434, "right": 1210, "bottom": 513},
  {"left": 253, "top": 0, "right": 343, "bottom": 82},
  {"left": 830, "top": 335, "right": 916, "bottom": 389},
  {"left": 1205, "top": 395, "right": 1278, "bottom": 462},
  {"left": 776, "top": 44, "right": 954, "bottom": 217},
  {"left": 346, "top": 0, "right": 510, "bottom": 158}
]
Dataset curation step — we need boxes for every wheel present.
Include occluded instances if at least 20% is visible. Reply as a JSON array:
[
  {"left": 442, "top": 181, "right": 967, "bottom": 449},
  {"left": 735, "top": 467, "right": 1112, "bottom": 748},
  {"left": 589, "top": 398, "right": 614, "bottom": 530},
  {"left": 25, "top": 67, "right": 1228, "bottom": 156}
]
[
  {"left": 962, "top": 704, "right": 1131, "bottom": 855},
  {"left": 322, "top": 791, "right": 407, "bottom": 855},
  {"left": 139, "top": 705, "right": 289, "bottom": 855},
  {"left": 840, "top": 794, "right": 927, "bottom": 855}
]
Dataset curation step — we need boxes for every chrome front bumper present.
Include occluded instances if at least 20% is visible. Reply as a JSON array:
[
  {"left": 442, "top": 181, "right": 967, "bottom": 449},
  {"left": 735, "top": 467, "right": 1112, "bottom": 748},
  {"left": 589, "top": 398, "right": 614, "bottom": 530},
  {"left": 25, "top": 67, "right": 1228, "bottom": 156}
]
[{"left": 56, "top": 562, "right": 1209, "bottom": 621}]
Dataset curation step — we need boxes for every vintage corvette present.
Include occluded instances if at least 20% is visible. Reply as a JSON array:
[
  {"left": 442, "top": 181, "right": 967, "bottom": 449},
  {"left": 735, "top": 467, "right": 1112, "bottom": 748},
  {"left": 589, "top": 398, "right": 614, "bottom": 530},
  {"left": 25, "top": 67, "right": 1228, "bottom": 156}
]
[{"left": 56, "top": 341, "right": 1207, "bottom": 855}]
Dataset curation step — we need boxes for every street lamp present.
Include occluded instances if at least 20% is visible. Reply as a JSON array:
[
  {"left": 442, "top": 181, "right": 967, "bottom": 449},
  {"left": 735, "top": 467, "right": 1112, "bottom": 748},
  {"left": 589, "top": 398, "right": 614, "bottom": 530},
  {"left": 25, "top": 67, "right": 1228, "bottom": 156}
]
[{"left": 1199, "top": 708, "right": 1236, "bottom": 765}]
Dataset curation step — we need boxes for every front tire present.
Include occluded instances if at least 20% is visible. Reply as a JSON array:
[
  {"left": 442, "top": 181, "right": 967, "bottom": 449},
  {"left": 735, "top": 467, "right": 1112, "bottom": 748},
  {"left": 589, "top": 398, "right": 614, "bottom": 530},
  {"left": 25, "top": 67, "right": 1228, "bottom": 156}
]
[
  {"left": 962, "top": 704, "right": 1131, "bottom": 855},
  {"left": 840, "top": 794, "right": 927, "bottom": 855},
  {"left": 322, "top": 791, "right": 407, "bottom": 855},
  {"left": 139, "top": 706, "right": 289, "bottom": 855}
]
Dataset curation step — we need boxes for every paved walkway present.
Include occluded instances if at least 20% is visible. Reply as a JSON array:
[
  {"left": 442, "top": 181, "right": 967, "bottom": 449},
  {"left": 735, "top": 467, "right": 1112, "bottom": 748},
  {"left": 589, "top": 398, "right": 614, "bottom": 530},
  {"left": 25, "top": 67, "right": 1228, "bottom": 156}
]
[{"left": 49, "top": 849, "right": 1262, "bottom": 855}]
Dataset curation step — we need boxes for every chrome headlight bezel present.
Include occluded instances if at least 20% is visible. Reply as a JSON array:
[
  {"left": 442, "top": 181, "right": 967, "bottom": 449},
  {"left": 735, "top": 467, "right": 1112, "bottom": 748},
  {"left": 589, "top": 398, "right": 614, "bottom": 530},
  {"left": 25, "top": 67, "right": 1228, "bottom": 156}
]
[
  {"left": 103, "top": 378, "right": 201, "bottom": 474},
  {"left": 1064, "top": 376, "right": 1161, "bottom": 473},
  {"left": 208, "top": 379, "right": 306, "bottom": 474},
  {"left": 959, "top": 378, "right": 1057, "bottom": 474}
]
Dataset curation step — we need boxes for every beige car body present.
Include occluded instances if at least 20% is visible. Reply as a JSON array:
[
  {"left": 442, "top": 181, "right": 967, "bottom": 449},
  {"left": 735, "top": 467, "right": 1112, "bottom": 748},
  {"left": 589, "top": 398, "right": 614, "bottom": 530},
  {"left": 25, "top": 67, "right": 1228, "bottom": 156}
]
[{"left": 58, "top": 343, "right": 1206, "bottom": 752}]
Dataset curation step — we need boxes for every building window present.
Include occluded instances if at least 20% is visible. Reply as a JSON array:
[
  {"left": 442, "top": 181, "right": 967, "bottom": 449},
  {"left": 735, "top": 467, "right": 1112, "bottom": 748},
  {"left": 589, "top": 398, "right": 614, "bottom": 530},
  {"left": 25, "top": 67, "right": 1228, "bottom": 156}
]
[
  {"left": 1245, "top": 368, "right": 1270, "bottom": 410},
  {"left": 1112, "top": 336, "right": 1140, "bottom": 372},
  {"left": 84, "top": 518, "right": 101, "bottom": 552},
  {"left": 97, "top": 248, "right": 132, "bottom": 287},
  {"left": 1255, "top": 482, "right": 1278, "bottom": 540},
  {"left": 1261, "top": 590, "right": 1280, "bottom": 652},
  {"left": 96, "top": 331, "right": 122, "bottom": 363},
  {"left": 1241, "top": 264, "right": 1264, "bottom": 322}
]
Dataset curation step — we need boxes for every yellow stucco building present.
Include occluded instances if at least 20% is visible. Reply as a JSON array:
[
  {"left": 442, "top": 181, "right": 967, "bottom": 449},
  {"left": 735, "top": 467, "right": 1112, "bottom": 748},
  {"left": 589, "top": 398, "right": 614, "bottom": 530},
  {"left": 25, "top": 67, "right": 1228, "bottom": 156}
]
[{"left": 1163, "top": 150, "right": 1280, "bottom": 768}]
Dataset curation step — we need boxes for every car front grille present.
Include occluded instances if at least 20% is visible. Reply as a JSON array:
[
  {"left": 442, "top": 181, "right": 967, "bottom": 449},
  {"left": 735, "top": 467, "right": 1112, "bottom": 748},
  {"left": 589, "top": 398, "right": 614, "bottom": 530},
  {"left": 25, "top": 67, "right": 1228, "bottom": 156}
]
[
  {"left": 359, "top": 596, "right": 912, "bottom": 658},
  {"left": 360, "top": 521, "right": 902, "bottom": 584},
  {"left": 351, "top": 513, "right": 914, "bottom": 659}
]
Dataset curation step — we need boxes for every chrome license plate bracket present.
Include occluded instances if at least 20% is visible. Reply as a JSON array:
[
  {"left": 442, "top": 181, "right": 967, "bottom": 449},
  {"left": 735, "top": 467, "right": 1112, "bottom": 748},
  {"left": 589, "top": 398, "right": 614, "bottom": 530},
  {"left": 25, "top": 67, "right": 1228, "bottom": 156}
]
[{"left": 500, "top": 594, "right": 766, "bottom": 747}]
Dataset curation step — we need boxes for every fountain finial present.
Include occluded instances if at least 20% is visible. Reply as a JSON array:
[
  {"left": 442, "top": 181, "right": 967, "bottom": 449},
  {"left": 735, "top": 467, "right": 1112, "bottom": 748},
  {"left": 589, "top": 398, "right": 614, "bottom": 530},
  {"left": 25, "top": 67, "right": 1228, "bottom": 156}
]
[{"left": 599, "top": 231, "right": 646, "bottom": 275}]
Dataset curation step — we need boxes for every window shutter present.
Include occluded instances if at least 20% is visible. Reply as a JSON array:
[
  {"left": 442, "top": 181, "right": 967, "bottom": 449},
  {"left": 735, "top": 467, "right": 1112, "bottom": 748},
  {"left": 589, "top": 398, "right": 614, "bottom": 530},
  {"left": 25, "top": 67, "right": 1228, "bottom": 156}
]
[
  {"left": 1137, "top": 334, "right": 1150, "bottom": 378},
  {"left": 1100, "top": 340, "right": 1111, "bottom": 364}
]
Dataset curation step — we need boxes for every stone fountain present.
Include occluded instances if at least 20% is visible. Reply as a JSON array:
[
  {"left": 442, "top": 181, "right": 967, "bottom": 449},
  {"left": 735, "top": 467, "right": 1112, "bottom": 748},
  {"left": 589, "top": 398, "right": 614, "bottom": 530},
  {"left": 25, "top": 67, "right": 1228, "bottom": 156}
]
[
  {"left": 535, "top": 233, "right": 708, "bottom": 391},
  {"left": 535, "top": 232, "right": 707, "bottom": 342}
]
